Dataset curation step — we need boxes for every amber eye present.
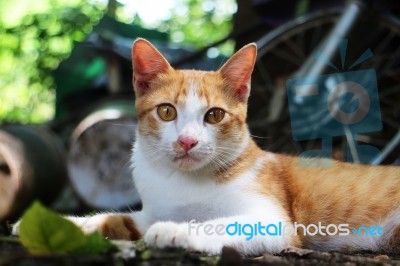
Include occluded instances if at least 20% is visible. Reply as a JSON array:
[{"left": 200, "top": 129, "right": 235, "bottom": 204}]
[
  {"left": 157, "top": 104, "right": 177, "bottom": 121},
  {"left": 205, "top": 108, "right": 225, "bottom": 124}
]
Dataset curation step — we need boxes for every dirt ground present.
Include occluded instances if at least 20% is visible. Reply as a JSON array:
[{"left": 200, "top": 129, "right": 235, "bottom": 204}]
[{"left": 1, "top": 229, "right": 400, "bottom": 266}]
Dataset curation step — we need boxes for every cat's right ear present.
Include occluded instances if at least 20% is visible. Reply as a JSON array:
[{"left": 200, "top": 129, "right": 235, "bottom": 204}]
[{"left": 132, "top": 38, "right": 172, "bottom": 96}]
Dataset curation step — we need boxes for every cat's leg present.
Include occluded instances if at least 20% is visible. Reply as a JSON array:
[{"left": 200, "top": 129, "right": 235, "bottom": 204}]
[
  {"left": 144, "top": 213, "right": 298, "bottom": 255},
  {"left": 67, "top": 211, "right": 150, "bottom": 240},
  {"left": 12, "top": 211, "right": 151, "bottom": 241}
]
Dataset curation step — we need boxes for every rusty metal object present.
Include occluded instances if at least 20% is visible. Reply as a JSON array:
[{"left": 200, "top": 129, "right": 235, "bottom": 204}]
[
  {"left": 68, "top": 100, "right": 140, "bottom": 210},
  {"left": 0, "top": 125, "right": 67, "bottom": 221}
]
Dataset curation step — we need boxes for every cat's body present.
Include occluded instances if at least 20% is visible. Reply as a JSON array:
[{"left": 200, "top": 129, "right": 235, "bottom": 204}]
[{"left": 13, "top": 39, "right": 400, "bottom": 255}]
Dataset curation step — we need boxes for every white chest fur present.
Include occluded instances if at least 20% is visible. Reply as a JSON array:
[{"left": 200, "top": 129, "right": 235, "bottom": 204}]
[{"left": 132, "top": 140, "right": 287, "bottom": 228}]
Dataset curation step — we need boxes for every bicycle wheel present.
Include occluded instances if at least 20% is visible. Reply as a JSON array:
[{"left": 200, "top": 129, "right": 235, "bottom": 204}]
[{"left": 249, "top": 8, "right": 400, "bottom": 164}]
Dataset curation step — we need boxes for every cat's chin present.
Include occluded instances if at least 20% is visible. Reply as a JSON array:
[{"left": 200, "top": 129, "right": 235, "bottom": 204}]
[{"left": 173, "top": 154, "right": 207, "bottom": 171}]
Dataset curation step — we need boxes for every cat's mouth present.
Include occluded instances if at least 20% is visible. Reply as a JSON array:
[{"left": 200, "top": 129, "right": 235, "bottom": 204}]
[
  {"left": 174, "top": 153, "right": 199, "bottom": 162},
  {"left": 171, "top": 145, "right": 213, "bottom": 170},
  {"left": 173, "top": 152, "right": 202, "bottom": 170}
]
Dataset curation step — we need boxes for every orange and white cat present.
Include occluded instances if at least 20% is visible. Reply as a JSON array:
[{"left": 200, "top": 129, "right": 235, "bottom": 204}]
[{"left": 14, "top": 38, "right": 400, "bottom": 255}]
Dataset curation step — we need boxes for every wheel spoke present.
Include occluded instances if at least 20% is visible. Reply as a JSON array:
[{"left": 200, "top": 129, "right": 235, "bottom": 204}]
[
  {"left": 270, "top": 47, "right": 304, "bottom": 66},
  {"left": 251, "top": 10, "right": 400, "bottom": 162}
]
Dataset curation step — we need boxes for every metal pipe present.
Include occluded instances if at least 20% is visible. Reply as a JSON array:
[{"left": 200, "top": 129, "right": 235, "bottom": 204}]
[{"left": 294, "top": 1, "right": 366, "bottom": 79}]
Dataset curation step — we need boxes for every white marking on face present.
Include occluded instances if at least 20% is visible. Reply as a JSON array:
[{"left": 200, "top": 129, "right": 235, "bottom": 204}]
[
  {"left": 177, "top": 83, "right": 205, "bottom": 140},
  {"left": 156, "top": 79, "right": 214, "bottom": 171}
]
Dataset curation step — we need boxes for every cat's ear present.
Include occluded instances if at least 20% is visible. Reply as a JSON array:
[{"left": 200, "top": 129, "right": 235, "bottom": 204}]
[
  {"left": 218, "top": 43, "right": 257, "bottom": 102},
  {"left": 132, "top": 38, "right": 172, "bottom": 96}
]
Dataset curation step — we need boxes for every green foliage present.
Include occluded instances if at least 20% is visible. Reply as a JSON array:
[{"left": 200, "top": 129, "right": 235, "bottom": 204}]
[
  {"left": 0, "top": 0, "right": 235, "bottom": 123},
  {"left": 140, "top": 250, "right": 152, "bottom": 260},
  {"left": 19, "top": 201, "right": 114, "bottom": 255},
  {"left": 0, "top": 0, "right": 104, "bottom": 123},
  {"left": 168, "top": 0, "right": 236, "bottom": 51},
  {"left": 76, "top": 231, "right": 116, "bottom": 255},
  {"left": 116, "top": 0, "right": 237, "bottom": 55},
  {"left": 20, "top": 201, "right": 86, "bottom": 254}
]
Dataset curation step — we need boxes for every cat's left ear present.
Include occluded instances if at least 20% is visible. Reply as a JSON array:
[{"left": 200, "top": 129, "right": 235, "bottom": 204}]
[{"left": 218, "top": 43, "right": 257, "bottom": 102}]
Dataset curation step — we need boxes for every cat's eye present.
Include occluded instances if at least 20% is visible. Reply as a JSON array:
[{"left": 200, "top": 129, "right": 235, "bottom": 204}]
[
  {"left": 157, "top": 104, "right": 177, "bottom": 121},
  {"left": 205, "top": 108, "right": 225, "bottom": 124}
]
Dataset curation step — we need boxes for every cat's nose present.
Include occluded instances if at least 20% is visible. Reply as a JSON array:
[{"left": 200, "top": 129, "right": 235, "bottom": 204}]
[{"left": 178, "top": 135, "right": 198, "bottom": 151}]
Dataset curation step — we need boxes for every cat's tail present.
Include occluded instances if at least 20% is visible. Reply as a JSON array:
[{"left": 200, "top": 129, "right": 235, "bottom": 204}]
[
  {"left": 378, "top": 207, "right": 400, "bottom": 252},
  {"left": 307, "top": 207, "right": 400, "bottom": 252}
]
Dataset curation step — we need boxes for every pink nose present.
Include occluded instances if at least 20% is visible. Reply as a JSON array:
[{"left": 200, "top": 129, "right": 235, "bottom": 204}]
[{"left": 178, "top": 135, "right": 198, "bottom": 151}]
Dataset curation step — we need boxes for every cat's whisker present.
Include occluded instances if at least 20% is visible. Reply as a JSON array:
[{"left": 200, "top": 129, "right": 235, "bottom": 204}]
[
  {"left": 250, "top": 134, "right": 272, "bottom": 139},
  {"left": 214, "top": 145, "right": 239, "bottom": 151},
  {"left": 210, "top": 151, "right": 238, "bottom": 173},
  {"left": 102, "top": 121, "right": 137, "bottom": 128},
  {"left": 143, "top": 146, "right": 170, "bottom": 162}
]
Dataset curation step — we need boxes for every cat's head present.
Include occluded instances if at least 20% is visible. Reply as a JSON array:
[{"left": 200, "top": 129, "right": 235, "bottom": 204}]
[{"left": 132, "top": 38, "right": 256, "bottom": 172}]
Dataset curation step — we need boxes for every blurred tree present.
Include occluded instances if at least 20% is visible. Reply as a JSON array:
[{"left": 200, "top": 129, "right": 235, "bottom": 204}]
[
  {"left": 0, "top": 0, "right": 105, "bottom": 123},
  {"left": 0, "top": 0, "right": 236, "bottom": 123},
  {"left": 114, "top": 0, "right": 237, "bottom": 56},
  {"left": 167, "top": 0, "right": 236, "bottom": 52}
]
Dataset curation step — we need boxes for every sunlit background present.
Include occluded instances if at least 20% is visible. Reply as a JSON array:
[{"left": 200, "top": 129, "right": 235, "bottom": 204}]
[{"left": 0, "top": 0, "right": 236, "bottom": 123}]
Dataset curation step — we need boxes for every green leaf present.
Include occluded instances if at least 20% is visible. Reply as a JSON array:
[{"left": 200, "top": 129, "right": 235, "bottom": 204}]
[
  {"left": 18, "top": 201, "right": 116, "bottom": 255},
  {"left": 19, "top": 201, "right": 87, "bottom": 254},
  {"left": 75, "top": 232, "right": 116, "bottom": 255},
  {"left": 140, "top": 250, "right": 152, "bottom": 260}
]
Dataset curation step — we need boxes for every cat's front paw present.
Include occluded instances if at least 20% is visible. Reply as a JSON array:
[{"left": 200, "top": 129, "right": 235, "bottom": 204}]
[
  {"left": 144, "top": 221, "right": 191, "bottom": 249},
  {"left": 145, "top": 221, "right": 224, "bottom": 255},
  {"left": 69, "top": 214, "right": 142, "bottom": 241}
]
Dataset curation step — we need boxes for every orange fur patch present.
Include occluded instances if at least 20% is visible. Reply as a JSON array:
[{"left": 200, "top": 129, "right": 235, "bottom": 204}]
[
  {"left": 99, "top": 215, "right": 141, "bottom": 240},
  {"left": 257, "top": 153, "right": 400, "bottom": 247}
]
